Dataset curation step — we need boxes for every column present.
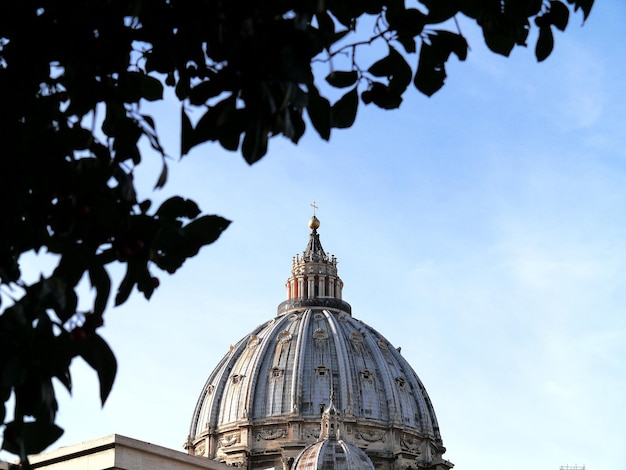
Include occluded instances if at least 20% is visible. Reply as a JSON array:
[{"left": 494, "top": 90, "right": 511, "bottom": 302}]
[{"left": 297, "top": 277, "right": 304, "bottom": 299}]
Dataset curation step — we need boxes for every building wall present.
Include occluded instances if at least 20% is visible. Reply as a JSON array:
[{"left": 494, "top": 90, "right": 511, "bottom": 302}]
[{"left": 27, "top": 434, "right": 230, "bottom": 470}]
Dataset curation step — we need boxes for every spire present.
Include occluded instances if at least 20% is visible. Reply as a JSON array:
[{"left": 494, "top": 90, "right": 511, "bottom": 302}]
[
  {"left": 278, "top": 206, "right": 351, "bottom": 316},
  {"left": 302, "top": 214, "right": 327, "bottom": 263},
  {"left": 319, "top": 391, "right": 341, "bottom": 441}
]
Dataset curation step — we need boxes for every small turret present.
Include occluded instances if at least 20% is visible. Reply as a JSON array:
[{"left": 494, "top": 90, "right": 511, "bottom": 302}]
[
  {"left": 319, "top": 393, "right": 341, "bottom": 441},
  {"left": 292, "top": 394, "right": 375, "bottom": 470}
]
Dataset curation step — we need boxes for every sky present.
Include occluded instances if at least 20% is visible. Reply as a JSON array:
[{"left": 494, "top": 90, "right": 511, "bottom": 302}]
[{"left": 4, "top": 3, "right": 626, "bottom": 470}]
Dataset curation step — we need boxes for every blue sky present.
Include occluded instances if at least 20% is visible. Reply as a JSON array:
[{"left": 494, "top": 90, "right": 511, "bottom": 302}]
[{"left": 4, "top": 2, "right": 626, "bottom": 469}]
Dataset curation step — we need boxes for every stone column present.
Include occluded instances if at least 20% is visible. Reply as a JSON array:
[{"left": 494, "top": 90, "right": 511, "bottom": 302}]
[{"left": 297, "top": 277, "right": 304, "bottom": 298}]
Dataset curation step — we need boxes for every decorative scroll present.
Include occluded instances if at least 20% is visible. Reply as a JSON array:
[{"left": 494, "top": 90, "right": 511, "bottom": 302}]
[
  {"left": 314, "top": 312, "right": 324, "bottom": 320},
  {"left": 350, "top": 332, "right": 363, "bottom": 344},
  {"left": 355, "top": 429, "right": 386, "bottom": 443},
  {"left": 313, "top": 328, "right": 329, "bottom": 348},
  {"left": 218, "top": 433, "right": 241, "bottom": 448},
  {"left": 247, "top": 335, "right": 260, "bottom": 349},
  {"left": 257, "top": 429, "right": 286, "bottom": 441},
  {"left": 277, "top": 330, "right": 292, "bottom": 344},
  {"left": 400, "top": 433, "right": 420, "bottom": 453},
  {"left": 305, "top": 428, "right": 320, "bottom": 440},
  {"left": 349, "top": 333, "right": 363, "bottom": 356},
  {"left": 194, "top": 441, "right": 206, "bottom": 456}
]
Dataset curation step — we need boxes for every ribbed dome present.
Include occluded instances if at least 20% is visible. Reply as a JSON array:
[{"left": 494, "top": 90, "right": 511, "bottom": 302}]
[
  {"left": 189, "top": 308, "right": 441, "bottom": 436},
  {"left": 186, "top": 215, "right": 452, "bottom": 470},
  {"left": 292, "top": 439, "right": 375, "bottom": 470}
]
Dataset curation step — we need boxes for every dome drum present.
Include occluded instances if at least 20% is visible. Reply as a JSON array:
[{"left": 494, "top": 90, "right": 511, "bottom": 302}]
[
  {"left": 277, "top": 298, "right": 352, "bottom": 316},
  {"left": 189, "top": 302, "right": 451, "bottom": 469}
]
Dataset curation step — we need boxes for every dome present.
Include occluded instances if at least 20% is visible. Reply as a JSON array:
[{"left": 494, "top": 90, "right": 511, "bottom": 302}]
[
  {"left": 186, "top": 215, "right": 452, "bottom": 470},
  {"left": 292, "top": 439, "right": 375, "bottom": 470}
]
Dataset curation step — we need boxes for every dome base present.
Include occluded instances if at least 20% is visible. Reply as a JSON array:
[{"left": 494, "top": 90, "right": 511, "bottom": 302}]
[{"left": 277, "top": 298, "right": 352, "bottom": 316}]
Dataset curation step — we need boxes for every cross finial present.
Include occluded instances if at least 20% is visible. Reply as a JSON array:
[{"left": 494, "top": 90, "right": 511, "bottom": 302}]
[{"left": 310, "top": 201, "right": 318, "bottom": 216}]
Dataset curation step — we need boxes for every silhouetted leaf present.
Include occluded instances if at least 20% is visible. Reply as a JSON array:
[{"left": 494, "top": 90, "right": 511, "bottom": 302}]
[
  {"left": 568, "top": 0, "right": 593, "bottom": 20},
  {"left": 326, "top": 71, "right": 359, "bottom": 88},
  {"left": 89, "top": 264, "right": 111, "bottom": 318},
  {"left": 68, "top": 126, "right": 93, "bottom": 150},
  {"left": 549, "top": 0, "right": 570, "bottom": 31},
  {"left": 390, "top": 8, "right": 427, "bottom": 37},
  {"left": 155, "top": 161, "right": 168, "bottom": 189},
  {"left": 396, "top": 33, "right": 417, "bottom": 53},
  {"left": 183, "top": 215, "right": 232, "bottom": 247},
  {"left": 140, "top": 75, "right": 164, "bottom": 101},
  {"left": 526, "top": 0, "right": 544, "bottom": 16},
  {"left": 331, "top": 87, "right": 359, "bottom": 128},
  {"left": 482, "top": 15, "right": 517, "bottom": 56},
  {"left": 536, "top": 25, "right": 554, "bottom": 61},
  {"left": 156, "top": 196, "right": 201, "bottom": 220},
  {"left": 76, "top": 334, "right": 117, "bottom": 405},
  {"left": 421, "top": 0, "right": 459, "bottom": 23},
  {"left": 316, "top": 10, "right": 336, "bottom": 35},
  {"left": 307, "top": 85, "right": 331, "bottom": 140},
  {"left": 242, "top": 119, "right": 269, "bottom": 165},
  {"left": 188, "top": 80, "right": 226, "bottom": 105},
  {"left": 414, "top": 31, "right": 467, "bottom": 96},
  {"left": 181, "top": 107, "right": 194, "bottom": 156},
  {"left": 3, "top": 421, "right": 64, "bottom": 456},
  {"left": 369, "top": 46, "right": 413, "bottom": 95},
  {"left": 115, "top": 262, "right": 137, "bottom": 306}
]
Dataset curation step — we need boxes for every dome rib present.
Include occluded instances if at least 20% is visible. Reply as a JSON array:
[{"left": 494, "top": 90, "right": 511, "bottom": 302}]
[
  {"left": 323, "top": 310, "right": 356, "bottom": 417},
  {"left": 391, "top": 347, "right": 441, "bottom": 439},
  {"left": 249, "top": 314, "right": 292, "bottom": 418},
  {"left": 360, "top": 324, "right": 400, "bottom": 424},
  {"left": 291, "top": 310, "right": 313, "bottom": 414},
  {"left": 189, "top": 322, "right": 264, "bottom": 436}
]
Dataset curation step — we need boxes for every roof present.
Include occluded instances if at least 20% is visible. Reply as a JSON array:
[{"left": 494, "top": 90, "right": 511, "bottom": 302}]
[{"left": 27, "top": 434, "right": 229, "bottom": 470}]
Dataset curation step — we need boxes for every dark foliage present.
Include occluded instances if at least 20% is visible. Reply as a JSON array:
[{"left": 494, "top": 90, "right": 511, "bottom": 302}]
[{"left": 0, "top": 0, "right": 593, "bottom": 465}]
